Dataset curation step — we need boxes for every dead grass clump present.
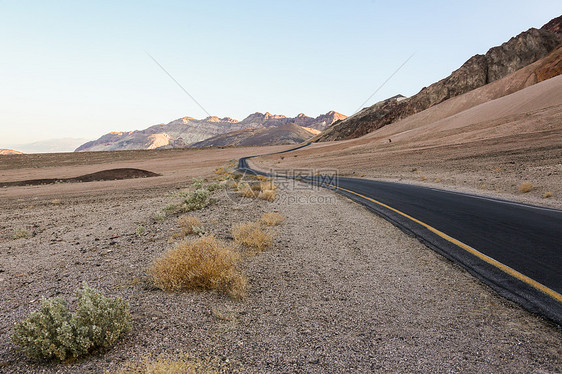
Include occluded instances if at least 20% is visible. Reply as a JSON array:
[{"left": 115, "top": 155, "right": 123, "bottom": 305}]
[
  {"left": 152, "top": 211, "right": 166, "bottom": 222},
  {"left": 149, "top": 236, "right": 247, "bottom": 298},
  {"left": 238, "top": 183, "right": 258, "bottom": 198},
  {"left": 258, "top": 189, "right": 276, "bottom": 202},
  {"left": 260, "top": 181, "right": 277, "bottom": 191},
  {"left": 135, "top": 225, "right": 146, "bottom": 236},
  {"left": 177, "top": 216, "right": 203, "bottom": 236},
  {"left": 237, "top": 180, "right": 277, "bottom": 201},
  {"left": 113, "top": 353, "right": 226, "bottom": 374},
  {"left": 543, "top": 191, "right": 553, "bottom": 198},
  {"left": 232, "top": 222, "right": 272, "bottom": 251},
  {"left": 519, "top": 182, "right": 533, "bottom": 193},
  {"left": 261, "top": 212, "right": 285, "bottom": 226},
  {"left": 12, "top": 227, "right": 29, "bottom": 239}
]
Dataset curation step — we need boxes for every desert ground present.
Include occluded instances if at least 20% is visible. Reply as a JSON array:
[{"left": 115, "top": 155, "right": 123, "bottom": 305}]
[{"left": 1, "top": 142, "right": 561, "bottom": 373}]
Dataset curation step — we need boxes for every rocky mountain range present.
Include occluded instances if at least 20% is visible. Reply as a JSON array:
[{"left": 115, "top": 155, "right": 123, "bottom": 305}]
[
  {"left": 75, "top": 111, "right": 346, "bottom": 152},
  {"left": 192, "top": 123, "right": 319, "bottom": 148},
  {"left": 317, "top": 15, "right": 562, "bottom": 141}
]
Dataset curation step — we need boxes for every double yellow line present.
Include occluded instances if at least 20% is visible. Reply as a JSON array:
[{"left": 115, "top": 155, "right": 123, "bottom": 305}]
[{"left": 329, "top": 184, "right": 562, "bottom": 303}]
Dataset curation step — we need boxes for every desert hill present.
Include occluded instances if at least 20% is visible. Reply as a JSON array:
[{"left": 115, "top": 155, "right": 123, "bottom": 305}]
[
  {"left": 317, "top": 15, "right": 562, "bottom": 141},
  {"left": 75, "top": 111, "right": 345, "bottom": 152}
]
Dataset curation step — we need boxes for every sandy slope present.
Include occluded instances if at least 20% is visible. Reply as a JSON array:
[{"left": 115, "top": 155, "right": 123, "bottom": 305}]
[{"left": 253, "top": 75, "right": 562, "bottom": 209}]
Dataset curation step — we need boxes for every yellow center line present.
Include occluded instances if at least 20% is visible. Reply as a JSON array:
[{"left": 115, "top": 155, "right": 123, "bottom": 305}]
[{"left": 328, "top": 183, "right": 562, "bottom": 303}]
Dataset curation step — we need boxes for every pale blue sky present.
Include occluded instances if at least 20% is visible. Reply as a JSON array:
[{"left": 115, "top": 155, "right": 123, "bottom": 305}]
[{"left": 1, "top": 1, "right": 560, "bottom": 147}]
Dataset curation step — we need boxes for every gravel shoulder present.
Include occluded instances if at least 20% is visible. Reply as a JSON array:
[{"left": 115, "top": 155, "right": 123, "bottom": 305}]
[{"left": 1, "top": 174, "right": 561, "bottom": 373}]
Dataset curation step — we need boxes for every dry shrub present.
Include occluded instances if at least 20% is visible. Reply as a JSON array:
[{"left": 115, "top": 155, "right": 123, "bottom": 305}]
[
  {"left": 226, "top": 180, "right": 237, "bottom": 190},
  {"left": 420, "top": 175, "right": 427, "bottom": 181},
  {"left": 153, "top": 210, "right": 166, "bottom": 222},
  {"left": 232, "top": 222, "right": 272, "bottom": 251},
  {"left": 543, "top": 191, "right": 553, "bottom": 198},
  {"left": 113, "top": 353, "right": 225, "bottom": 374},
  {"left": 150, "top": 236, "right": 247, "bottom": 298},
  {"left": 237, "top": 180, "right": 277, "bottom": 200},
  {"left": 239, "top": 186, "right": 257, "bottom": 198},
  {"left": 177, "top": 216, "right": 202, "bottom": 236},
  {"left": 136, "top": 225, "right": 146, "bottom": 236},
  {"left": 360, "top": 174, "right": 366, "bottom": 177},
  {"left": 261, "top": 212, "right": 285, "bottom": 226},
  {"left": 258, "top": 189, "right": 276, "bottom": 202},
  {"left": 12, "top": 227, "right": 29, "bottom": 239},
  {"left": 260, "top": 181, "right": 276, "bottom": 191},
  {"left": 519, "top": 182, "right": 533, "bottom": 193}
]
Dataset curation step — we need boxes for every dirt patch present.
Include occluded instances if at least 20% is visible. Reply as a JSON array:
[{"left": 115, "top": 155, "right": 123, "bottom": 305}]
[{"left": 0, "top": 168, "right": 161, "bottom": 188}]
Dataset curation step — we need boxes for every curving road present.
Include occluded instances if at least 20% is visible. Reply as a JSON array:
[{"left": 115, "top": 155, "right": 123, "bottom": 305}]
[{"left": 238, "top": 147, "right": 562, "bottom": 325}]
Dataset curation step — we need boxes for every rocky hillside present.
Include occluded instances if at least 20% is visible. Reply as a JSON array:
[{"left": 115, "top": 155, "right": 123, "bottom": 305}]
[
  {"left": 0, "top": 149, "right": 23, "bottom": 155},
  {"left": 75, "top": 111, "right": 345, "bottom": 152},
  {"left": 191, "top": 123, "right": 317, "bottom": 148},
  {"left": 318, "top": 15, "right": 562, "bottom": 142}
]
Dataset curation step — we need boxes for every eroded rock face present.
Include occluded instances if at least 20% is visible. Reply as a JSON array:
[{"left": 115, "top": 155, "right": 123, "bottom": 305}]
[
  {"left": 75, "top": 111, "right": 346, "bottom": 152},
  {"left": 318, "top": 16, "right": 562, "bottom": 141},
  {"left": 541, "top": 15, "right": 562, "bottom": 40},
  {"left": 485, "top": 28, "right": 560, "bottom": 82}
]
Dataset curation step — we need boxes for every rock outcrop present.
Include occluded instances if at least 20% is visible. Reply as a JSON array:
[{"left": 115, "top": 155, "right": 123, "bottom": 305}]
[
  {"left": 541, "top": 15, "right": 562, "bottom": 40},
  {"left": 317, "top": 16, "right": 562, "bottom": 142},
  {"left": 75, "top": 111, "right": 346, "bottom": 152}
]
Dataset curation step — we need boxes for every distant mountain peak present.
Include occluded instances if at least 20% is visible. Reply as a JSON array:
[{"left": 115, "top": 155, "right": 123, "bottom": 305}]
[
  {"left": 204, "top": 116, "right": 221, "bottom": 122},
  {"left": 0, "top": 149, "right": 23, "bottom": 155}
]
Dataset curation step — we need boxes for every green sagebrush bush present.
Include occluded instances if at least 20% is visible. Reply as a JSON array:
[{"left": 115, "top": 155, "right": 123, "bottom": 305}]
[
  {"left": 180, "top": 188, "right": 211, "bottom": 212},
  {"left": 12, "top": 283, "right": 131, "bottom": 361}
]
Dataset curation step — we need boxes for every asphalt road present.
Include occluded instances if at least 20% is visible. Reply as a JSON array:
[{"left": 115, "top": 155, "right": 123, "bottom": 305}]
[{"left": 238, "top": 150, "right": 562, "bottom": 325}]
